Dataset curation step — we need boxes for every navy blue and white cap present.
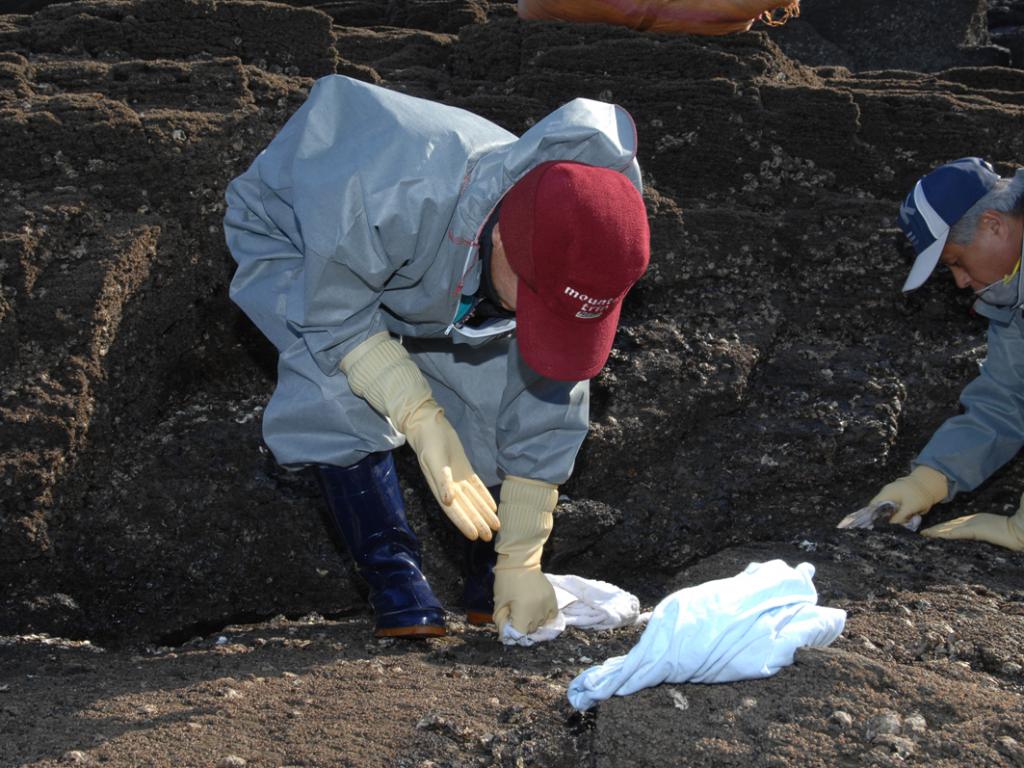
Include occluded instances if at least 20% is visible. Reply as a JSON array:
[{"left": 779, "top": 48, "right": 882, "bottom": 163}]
[{"left": 897, "top": 157, "right": 1000, "bottom": 292}]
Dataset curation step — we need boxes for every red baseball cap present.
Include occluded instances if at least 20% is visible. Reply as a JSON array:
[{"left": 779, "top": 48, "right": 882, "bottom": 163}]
[{"left": 498, "top": 161, "right": 650, "bottom": 381}]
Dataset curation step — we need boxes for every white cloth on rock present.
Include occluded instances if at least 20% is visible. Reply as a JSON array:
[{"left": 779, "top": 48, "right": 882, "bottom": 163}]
[
  {"left": 566, "top": 560, "right": 846, "bottom": 710},
  {"left": 500, "top": 573, "right": 643, "bottom": 646}
]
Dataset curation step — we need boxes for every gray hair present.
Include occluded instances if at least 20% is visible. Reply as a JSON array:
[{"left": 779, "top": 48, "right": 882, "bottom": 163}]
[{"left": 948, "top": 168, "right": 1024, "bottom": 245}]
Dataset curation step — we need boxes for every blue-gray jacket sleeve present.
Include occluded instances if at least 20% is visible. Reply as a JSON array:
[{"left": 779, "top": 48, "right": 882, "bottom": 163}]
[
  {"left": 496, "top": 341, "right": 590, "bottom": 485},
  {"left": 224, "top": 79, "right": 395, "bottom": 375},
  {"left": 914, "top": 315, "right": 1024, "bottom": 496}
]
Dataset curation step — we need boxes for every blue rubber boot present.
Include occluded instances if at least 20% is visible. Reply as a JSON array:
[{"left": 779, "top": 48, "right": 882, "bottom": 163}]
[
  {"left": 461, "top": 485, "right": 499, "bottom": 625},
  {"left": 317, "top": 452, "right": 446, "bottom": 638}
]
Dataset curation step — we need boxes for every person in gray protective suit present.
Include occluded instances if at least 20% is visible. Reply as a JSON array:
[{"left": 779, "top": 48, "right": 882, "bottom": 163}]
[
  {"left": 866, "top": 157, "right": 1024, "bottom": 550},
  {"left": 224, "top": 75, "right": 650, "bottom": 639}
]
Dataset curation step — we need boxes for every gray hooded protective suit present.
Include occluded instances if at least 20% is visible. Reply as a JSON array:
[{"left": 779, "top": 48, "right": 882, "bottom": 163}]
[{"left": 224, "top": 76, "right": 642, "bottom": 485}]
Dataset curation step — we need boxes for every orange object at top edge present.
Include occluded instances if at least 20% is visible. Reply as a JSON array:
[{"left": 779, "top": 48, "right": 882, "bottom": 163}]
[{"left": 517, "top": 0, "right": 800, "bottom": 36}]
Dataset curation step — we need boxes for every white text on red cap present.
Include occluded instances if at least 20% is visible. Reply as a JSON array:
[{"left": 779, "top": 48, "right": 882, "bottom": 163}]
[{"left": 565, "top": 286, "right": 615, "bottom": 319}]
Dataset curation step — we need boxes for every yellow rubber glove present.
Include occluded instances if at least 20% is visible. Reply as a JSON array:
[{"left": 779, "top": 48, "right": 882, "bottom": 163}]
[
  {"left": 870, "top": 465, "right": 949, "bottom": 525},
  {"left": 341, "top": 332, "right": 499, "bottom": 541},
  {"left": 493, "top": 476, "right": 559, "bottom": 636},
  {"left": 921, "top": 493, "right": 1024, "bottom": 550}
]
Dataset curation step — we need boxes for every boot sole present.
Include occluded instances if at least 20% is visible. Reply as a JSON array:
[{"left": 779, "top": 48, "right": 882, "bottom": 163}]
[
  {"left": 375, "top": 624, "right": 447, "bottom": 639},
  {"left": 466, "top": 611, "right": 493, "bottom": 626}
]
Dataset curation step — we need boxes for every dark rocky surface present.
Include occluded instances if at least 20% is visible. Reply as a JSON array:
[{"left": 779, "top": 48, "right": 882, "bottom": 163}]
[
  {"left": 990, "top": 0, "right": 1024, "bottom": 66},
  {"left": 772, "top": 0, "right": 1010, "bottom": 71},
  {"left": 2, "top": 1, "right": 1024, "bottom": 765}
]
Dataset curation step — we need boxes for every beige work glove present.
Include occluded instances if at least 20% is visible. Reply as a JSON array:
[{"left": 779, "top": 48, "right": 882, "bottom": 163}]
[
  {"left": 921, "top": 492, "right": 1024, "bottom": 550},
  {"left": 341, "top": 332, "right": 499, "bottom": 541},
  {"left": 870, "top": 465, "right": 949, "bottom": 525},
  {"left": 493, "top": 476, "right": 559, "bottom": 636}
]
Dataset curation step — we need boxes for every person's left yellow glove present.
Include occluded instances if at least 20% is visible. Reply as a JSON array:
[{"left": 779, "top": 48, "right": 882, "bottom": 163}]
[
  {"left": 493, "top": 476, "right": 559, "bottom": 636},
  {"left": 921, "top": 493, "right": 1024, "bottom": 550}
]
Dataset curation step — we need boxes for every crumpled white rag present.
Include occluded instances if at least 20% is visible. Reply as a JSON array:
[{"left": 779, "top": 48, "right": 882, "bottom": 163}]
[
  {"left": 566, "top": 559, "right": 846, "bottom": 710},
  {"left": 500, "top": 573, "right": 643, "bottom": 646}
]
